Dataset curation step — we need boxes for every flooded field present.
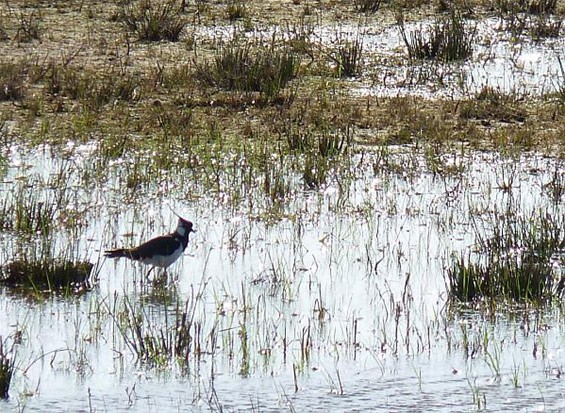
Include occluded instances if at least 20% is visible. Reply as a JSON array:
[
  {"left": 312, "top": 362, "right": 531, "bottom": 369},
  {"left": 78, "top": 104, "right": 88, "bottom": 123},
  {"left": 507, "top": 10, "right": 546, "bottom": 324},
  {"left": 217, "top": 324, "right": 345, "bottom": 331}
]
[
  {"left": 0, "top": 145, "right": 563, "bottom": 412},
  {"left": 195, "top": 15, "right": 565, "bottom": 97},
  {"left": 1, "top": 0, "right": 565, "bottom": 412}
]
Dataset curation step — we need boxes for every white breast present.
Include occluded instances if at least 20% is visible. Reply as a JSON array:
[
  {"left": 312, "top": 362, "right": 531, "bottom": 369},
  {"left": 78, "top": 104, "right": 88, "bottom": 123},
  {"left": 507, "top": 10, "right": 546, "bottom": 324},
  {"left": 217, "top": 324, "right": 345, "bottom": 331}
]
[{"left": 141, "top": 244, "right": 184, "bottom": 268}]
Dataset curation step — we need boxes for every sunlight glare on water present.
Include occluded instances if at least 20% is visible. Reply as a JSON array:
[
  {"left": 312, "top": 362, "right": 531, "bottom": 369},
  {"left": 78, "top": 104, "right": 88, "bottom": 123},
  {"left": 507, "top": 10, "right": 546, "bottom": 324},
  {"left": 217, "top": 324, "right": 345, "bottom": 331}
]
[{"left": 0, "top": 147, "right": 564, "bottom": 412}]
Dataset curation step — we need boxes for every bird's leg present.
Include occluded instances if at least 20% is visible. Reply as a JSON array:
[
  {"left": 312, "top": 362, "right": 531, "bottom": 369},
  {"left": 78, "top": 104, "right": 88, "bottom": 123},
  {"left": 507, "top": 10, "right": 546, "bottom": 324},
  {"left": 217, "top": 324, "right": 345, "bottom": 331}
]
[
  {"left": 146, "top": 266, "right": 156, "bottom": 278},
  {"left": 151, "top": 268, "right": 169, "bottom": 289}
]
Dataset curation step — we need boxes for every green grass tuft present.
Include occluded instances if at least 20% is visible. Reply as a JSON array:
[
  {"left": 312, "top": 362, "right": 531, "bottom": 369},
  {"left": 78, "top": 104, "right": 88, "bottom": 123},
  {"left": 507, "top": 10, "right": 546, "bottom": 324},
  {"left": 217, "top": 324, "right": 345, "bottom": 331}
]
[
  {"left": 119, "top": 0, "right": 187, "bottom": 42},
  {"left": 447, "top": 213, "right": 565, "bottom": 303},
  {"left": 0, "top": 259, "right": 93, "bottom": 296},
  {"left": 354, "top": 0, "right": 383, "bottom": 14},
  {"left": 399, "top": 9, "right": 474, "bottom": 63},
  {"left": 0, "top": 63, "right": 27, "bottom": 101},
  {"left": 332, "top": 36, "right": 363, "bottom": 78},
  {"left": 194, "top": 37, "right": 299, "bottom": 101}
]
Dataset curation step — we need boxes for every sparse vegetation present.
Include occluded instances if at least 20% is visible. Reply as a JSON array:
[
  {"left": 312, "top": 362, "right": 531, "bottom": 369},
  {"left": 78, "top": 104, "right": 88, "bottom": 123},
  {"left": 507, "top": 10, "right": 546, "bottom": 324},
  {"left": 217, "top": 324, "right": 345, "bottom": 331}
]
[
  {"left": 0, "top": 0, "right": 565, "bottom": 411},
  {"left": 114, "top": 297, "right": 194, "bottom": 366},
  {"left": 14, "top": 9, "right": 41, "bottom": 43},
  {"left": 0, "top": 336, "right": 15, "bottom": 399},
  {"left": 45, "top": 64, "right": 141, "bottom": 109},
  {"left": 458, "top": 86, "right": 527, "bottom": 123},
  {"left": 496, "top": 0, "right": 557, "bottom": 15}
]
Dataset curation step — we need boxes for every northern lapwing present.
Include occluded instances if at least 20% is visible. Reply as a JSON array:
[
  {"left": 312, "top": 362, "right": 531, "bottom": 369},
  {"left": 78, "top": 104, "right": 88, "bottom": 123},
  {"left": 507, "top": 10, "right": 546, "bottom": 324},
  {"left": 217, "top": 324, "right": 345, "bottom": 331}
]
[{"left": 104, "top": 216, "right": 195, "bottom": 275}]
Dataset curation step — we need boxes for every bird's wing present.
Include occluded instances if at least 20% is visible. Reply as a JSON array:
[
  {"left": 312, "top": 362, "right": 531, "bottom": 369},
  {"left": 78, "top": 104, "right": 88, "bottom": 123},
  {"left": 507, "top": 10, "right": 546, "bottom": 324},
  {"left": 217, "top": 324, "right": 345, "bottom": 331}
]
[{"left": 132, "top": 235, "right": 181, "bottom": 258}]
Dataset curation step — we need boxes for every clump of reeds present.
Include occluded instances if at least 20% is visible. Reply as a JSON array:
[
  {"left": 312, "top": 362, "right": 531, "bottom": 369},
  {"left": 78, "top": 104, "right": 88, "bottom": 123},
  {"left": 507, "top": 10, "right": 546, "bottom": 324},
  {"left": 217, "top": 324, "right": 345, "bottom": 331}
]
[
  {"left": 14, "top": 9, "right": 41, "bottom": 43},
  {"left": 398, "top": 9, "right": 474, "bottom": 62},
  {"left": 45, "top": 64, "right": 140, "bottom": 109},
  {"left": 458, "top": 86, "right": 526, "bottom": 123},
  {"left": 354, "top": 0, "right": 383, "bottom": 14},
  {"left": 0, "top": 63, "right": 26, "bottom": 101},
  {"left": 496, "top": 0, "right": 557, "bottom": 15},
  {"left": 529, "top": 14, "right": 562, "bottom": 40},
  {"left": 331, "top": 37, "right": 363, "bottom": 78},
  {"left": 0, "top": 175, "right": 70, "bottom": 236},
  {"left": 447, "top": 212, "right": 565, "bottom": 303},
  {"left": 119, "top": 0, "right": 187, "bottom": 42},
  {"left": 194, "top": 37, "right": 299, "bottom": 101},
  {"left": 227, "top": 0, "right": 247, "bottom": 20},
  {"left": 0, "top": 337, "right": 15, "bottom": 399},
  {"left": 0, "top": 259, "right": 93, "bottom": 296}
]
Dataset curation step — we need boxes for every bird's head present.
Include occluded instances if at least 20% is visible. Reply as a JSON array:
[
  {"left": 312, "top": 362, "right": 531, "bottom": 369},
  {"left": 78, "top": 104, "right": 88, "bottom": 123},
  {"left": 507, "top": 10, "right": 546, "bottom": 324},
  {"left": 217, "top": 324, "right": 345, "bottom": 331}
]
[{"left": 176, "top": 217, "right": 196, "bottom": 237}]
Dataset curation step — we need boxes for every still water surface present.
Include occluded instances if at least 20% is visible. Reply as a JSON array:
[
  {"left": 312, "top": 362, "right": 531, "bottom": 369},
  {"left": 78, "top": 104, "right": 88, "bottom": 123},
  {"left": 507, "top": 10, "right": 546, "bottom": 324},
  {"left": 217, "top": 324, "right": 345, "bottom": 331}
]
[{"left": 0, "top": 145, "right": 563, "bottom": 412}]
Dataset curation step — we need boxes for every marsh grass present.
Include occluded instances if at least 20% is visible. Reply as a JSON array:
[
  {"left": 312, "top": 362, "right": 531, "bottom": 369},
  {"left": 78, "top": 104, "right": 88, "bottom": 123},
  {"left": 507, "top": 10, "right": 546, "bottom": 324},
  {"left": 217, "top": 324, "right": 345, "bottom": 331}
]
[
  {"left": 0, "top": 62, "right": 26, "bottom": 101},
  {"left": 150, "top": 102, "right": 195, "bottom": 140},
  {"left": 283, "top": 19, "right": 316, "bottom": 56},
  {"left": 495, "top": 0, "right": 561, "bottom": 40},
  {"left": 0, "top": 336, "right": 15, "bottom": 399},
  {"left": 529, "top": 14, "right": 562, "bottom": 40},
  {"left": 271, "top": 100, "right": 353, "bottom": 189},
  {"left": 45, "top": 65, "right": 141, "bottom": 109},
  {"left": 112, "top": 295, "right": 201, "bottom": 369},
  {"left": 0, "top": 165, "right": 94, "bottom": 297},
  {"left": 14, "top": 9, "right": 41, "bottom": 43},
  {"left": 458, "top": 86, "right": 526, "bottom": 123},
  {"left": 496, "top": 0, "right": 557, "bottom": 14},
  {"left": 119, "top": 0, "right": 187, "bottom": 42},
  {"left": 331, "top": 36, "right": 364, "bottom": 78},
  {"left": 0, "top": 15, "right": 8, "bottom": 41},
  {"left": 354, "top": 0, "right": 383, "bottom": 14},
  {"left": 227, "top": 0, "right": 247, "bottom": 21},
  {"left": 0, "top": 184, "right": 57, "bottom": 236},
  {"left": 499, "top": 10, "right": 562, "bottom": 40},
  {"left": 194, "top": 37, "right": 299, "bottom": 102},
  {"left": 447, "top": 212, "right": 565, "bottom": 303},
  {"left": 0, "top": 166, "right": 82, "bottom": 236},
  {"left": 0, "top": 258, "right": 93, "bottom": 296},
  {"left": 552, "top": 56, "right": 565, "bottom": 101},
  {"left": 398, "top": 10, "right": 474, "bottom": 62},
  {"left": 543, "top": 161, "right": 565, "bottom": 204}
]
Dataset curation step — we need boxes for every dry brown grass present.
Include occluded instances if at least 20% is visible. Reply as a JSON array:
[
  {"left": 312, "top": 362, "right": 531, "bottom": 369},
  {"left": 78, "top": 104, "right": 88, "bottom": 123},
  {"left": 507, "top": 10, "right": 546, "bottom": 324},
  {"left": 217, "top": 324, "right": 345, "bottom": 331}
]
[{"left": 0, "top": 0, "right": 564, "bottom": 155}]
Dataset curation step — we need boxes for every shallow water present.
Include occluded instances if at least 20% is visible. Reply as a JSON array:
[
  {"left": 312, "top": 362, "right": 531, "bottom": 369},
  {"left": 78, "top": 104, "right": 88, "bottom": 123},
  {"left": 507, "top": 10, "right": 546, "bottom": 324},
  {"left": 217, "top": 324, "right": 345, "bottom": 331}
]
[
  {"left": 195, "top": 15, "right": 565, "bottom": 97},
  {"left": 0, "top": 145, "right": 564, "bottom": 412}
]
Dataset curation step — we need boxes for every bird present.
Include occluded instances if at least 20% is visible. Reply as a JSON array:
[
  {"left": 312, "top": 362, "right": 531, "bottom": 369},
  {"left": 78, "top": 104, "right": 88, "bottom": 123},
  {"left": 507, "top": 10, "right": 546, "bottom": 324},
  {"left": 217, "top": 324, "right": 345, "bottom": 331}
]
[{"left": 104, "top": 216, "right": 196, "bottom": 275}]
